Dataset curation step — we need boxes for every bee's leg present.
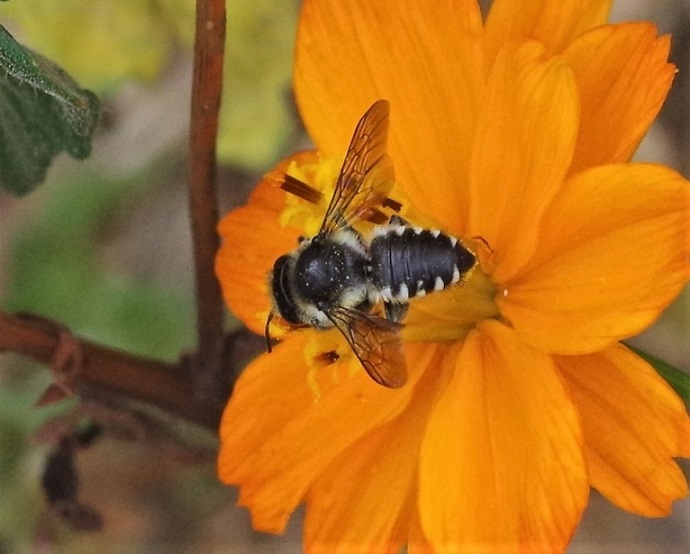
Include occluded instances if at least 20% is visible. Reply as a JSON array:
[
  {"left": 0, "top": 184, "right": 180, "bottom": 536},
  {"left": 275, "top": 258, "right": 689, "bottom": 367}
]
[
  {"left": 384, "top": 301, "right": 409, "bottom": 323},
  {"left": 389, "top": 214, "right": 409, "bottom": 227}
]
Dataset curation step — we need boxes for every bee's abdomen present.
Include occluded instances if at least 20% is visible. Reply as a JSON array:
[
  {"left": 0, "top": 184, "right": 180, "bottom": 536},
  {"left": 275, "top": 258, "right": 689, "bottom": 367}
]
[{"left": 369, "top": 227, "right": 476, "bottom": 301}]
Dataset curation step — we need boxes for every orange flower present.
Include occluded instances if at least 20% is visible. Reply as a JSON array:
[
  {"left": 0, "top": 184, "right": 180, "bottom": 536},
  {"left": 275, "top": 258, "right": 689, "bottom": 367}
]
[{"left": 215, "top": 0, "right": 690, "bottom": 551}]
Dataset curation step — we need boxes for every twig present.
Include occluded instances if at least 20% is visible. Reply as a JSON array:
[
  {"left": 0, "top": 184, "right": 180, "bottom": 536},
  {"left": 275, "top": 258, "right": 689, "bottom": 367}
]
[
  {"left": 1, "top": 0, "right": 232, "bottom": 436},
  {"left": 187, "top": 0, "right": 227, "bottom": 401},
  {"left": 0, "top": 312, "right": 221, "bottom": 431}
]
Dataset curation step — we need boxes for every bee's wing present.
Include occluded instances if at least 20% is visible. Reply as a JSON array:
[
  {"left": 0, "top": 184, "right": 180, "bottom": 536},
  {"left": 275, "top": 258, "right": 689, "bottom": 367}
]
[
  {"left": 327, "top": 306, "right": 408, "bottom": 388},
  {"left": 277, "top": 173, "right": 399, "bottom": 225},
  {"left": 320, "top": 100, "right": 395, "bottom": 236}
]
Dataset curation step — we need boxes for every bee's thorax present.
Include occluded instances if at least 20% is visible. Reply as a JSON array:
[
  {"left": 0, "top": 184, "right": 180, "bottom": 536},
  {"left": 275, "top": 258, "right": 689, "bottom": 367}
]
[{"left": 293, "top": 232, "right": 372, "bottom": 311}]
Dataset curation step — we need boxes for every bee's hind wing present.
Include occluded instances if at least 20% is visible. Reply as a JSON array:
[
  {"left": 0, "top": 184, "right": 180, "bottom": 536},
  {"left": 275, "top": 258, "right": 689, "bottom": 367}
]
[{"left": 327, "top": 306, "right": 407, "bottom": 388}]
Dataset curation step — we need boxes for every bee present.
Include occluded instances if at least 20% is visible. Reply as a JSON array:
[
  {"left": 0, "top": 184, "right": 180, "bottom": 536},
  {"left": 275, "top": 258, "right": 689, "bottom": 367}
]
[{"left": 266, "top": 100, "right": 477, "bottom": 388}]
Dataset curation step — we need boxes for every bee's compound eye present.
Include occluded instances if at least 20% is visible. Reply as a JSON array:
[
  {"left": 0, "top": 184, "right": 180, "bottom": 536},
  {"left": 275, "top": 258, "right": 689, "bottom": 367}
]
[{"left": 272, "top": 255, "right": 302, "bottom": 325}]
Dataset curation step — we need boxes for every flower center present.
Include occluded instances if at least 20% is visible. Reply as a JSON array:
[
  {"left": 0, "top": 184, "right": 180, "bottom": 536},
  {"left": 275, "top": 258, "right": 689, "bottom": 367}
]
[
  {"left": 278, "top": 153, "right": 500, "bottom": 348},
  {"left": 402, "top": 264, "right": 499, "bottom": 343},
  {"left": 278, "top": 154, "right": 342, "bottom": 236}
]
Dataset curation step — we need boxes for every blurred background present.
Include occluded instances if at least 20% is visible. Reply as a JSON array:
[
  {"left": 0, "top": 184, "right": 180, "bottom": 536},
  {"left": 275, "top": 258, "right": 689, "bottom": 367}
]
[{"left": 0, "top": 0, "right": 688, "bottom": 552}]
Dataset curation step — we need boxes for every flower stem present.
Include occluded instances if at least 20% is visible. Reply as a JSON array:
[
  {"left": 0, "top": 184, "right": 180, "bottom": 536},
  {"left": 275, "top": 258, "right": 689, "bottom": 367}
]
[{"left": 188, "top": 0, "right": 227, "bottom": 400}]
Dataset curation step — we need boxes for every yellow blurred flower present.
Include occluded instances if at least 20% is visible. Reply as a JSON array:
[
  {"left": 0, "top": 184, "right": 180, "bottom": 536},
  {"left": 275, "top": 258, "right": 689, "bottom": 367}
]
[
  {"left": 0, "top": 0, "right": 193, "bottom": 92},
  {"left": 1, "top": 0, "right": 296, "bottom": 170},
  {"left": 215, "top": 0, "right": 690, "bottom": 551}
]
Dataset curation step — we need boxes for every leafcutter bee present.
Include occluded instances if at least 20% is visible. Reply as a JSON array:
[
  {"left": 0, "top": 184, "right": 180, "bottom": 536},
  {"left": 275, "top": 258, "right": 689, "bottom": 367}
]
[{"left": 266, "top": 99, "right": 476, "bottom": 388}]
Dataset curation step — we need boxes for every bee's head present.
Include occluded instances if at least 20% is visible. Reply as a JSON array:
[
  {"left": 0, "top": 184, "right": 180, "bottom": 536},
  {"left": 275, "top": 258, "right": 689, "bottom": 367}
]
[
  {"left": 265, "top": 253, "right": 307, "bottom": 353},
  {"left": 269, "top": 254, "right": 303, "bottom": 325}
]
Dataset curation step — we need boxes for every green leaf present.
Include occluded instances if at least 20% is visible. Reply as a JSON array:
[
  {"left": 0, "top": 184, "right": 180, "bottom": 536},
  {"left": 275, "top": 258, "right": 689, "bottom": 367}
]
[
  {"left": 628, "top": 345, "right": 690, "bottom": 402},
  {"left": 0, "top": 24, "right": 100, "bottom": 195}
]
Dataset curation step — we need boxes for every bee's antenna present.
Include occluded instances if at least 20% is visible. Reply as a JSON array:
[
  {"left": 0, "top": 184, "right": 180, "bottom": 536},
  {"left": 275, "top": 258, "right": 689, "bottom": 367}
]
[{"left": 264, "top": 311, "right": 275, "bottom": 353}]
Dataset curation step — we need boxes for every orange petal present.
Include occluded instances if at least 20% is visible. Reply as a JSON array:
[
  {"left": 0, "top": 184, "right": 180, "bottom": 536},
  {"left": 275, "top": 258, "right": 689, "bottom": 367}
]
[
  {"left": 407, "top": 504, "right": 436, "bottom": 554},
  {"left": 485, "top": 0, "right": 612, "bottom": 65},
  {"left": 468, "top": 40, "right": 578, "bottom": 281},
  {"left": 218, "top": 334, "right": 431, "bottom": 534},
  {"left": 500, "top": 164, "right": 690, "bottom": 354},
  {"left": 563, "top": 23, "right": 674, "bottom": 173},
  {"left": 557, "top": 344, "right": 690, "bottom": 516},
  {"left": 419, "top": 321, "right": 588, "bottom": 552},
  {"left": 215, "top": 155, "right": 311, "bottom": 334},
  {"left": 303, "top": 344, "right": 449, "bottom": 553},
  {"left": 294, "top": 0, "right": 485, "bottom": 233},
  {"left": 680, "top": 416, "right": 690, "bottom": 458}
]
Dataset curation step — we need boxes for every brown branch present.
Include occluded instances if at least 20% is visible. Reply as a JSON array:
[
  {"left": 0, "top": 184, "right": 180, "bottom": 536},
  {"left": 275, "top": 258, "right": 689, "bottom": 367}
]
[
  {"left": 1, "top": 0, "right": 233, "bottom": 438},
  {"left": 0, "top": 312, "right": 222, "bottom": 432},
  {"left": 187, "top": 0, "right": 228, "bottom": 399}
]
